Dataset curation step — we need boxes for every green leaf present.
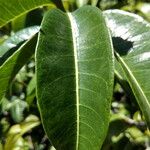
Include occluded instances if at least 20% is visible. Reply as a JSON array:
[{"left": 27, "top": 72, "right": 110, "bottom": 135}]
[
  {"left": 4, "top": 115, "right": 40, "bottom": 150},
  {"left": 0, "top": 33, "right": 38, "bottom": 101},
  {"left": 136, "top": 2, "right": 150, "bottom": 21},
  {"left": 0, "top": 96, "right": 28, "bottom": 123},
  {"left": 0, "top": 26, "right": 39, "bottom": 66},
  {"left": 36, "top": 6, "right": 114, "bottom": 149},
  {"left": 11, "top": 14, "right": 27, "bottom": 32},
  {"left": 76, "top": 0, "right": 89, "bottom": 7},
  {"left": 104, "top": 10, "right": 150, "bottom": 127},
  {"left": 0, "top": 0, "right": 55, "bottom": 27},
  {"left": 26, "top": 75, "right": 36, "bottom": 105},
  {"left": 10, "top": 97, "right": 28, "bottom": 123},
  {"left": 91, "top": 0, "right": 99, "bottom": 6}
]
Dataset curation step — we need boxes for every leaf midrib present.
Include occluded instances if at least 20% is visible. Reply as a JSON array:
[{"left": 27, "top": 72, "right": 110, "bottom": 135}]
[
  {"left": 67, "top": 13, "right": 80, "bottom": 150},
  {"left": 115, "top": 52, "right": 150, "bottom": 126}
]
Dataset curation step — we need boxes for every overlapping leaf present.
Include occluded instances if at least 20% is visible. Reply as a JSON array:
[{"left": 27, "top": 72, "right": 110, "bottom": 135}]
[
  {"left": 0, "top": 0, "right": 58, "bottom": 27},
  {"left": 104, "top": 10, "right": 150, "bottom": 127},
  {"left": 36, "top": 6, "right": 114, "bottom": 149},
  {"left": 0, "top": 27, "right": 39, "bottom": 101},
  {"left": 0, "top": 26, "right": 39, "bottom": 65}
]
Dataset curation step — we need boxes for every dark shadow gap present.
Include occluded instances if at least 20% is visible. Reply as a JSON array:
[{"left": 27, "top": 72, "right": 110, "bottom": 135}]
[{"left": 112, "top": 37, "right": 134, "bottom": 56}]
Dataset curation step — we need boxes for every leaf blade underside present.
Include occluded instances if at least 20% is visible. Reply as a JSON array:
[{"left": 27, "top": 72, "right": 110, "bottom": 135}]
[
  {"left": 104, "top": 10, "right": 150, "bottom": 127},
  {"left": 0, "top": 32, "right": 38, "bottom": 101}
]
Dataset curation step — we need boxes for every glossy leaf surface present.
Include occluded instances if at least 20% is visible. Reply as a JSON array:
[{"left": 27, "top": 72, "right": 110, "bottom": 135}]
[
  {"left": 0, "top": 26, "right": 39, "bottom": 66},
  {"left": 0, "top": 0, "right": 55, "bottom": 27},
  {"left": 104, "top": 10, "right": 150, "bottom": 127},
  {"left": 36, "top": 6, "right": 114, "bottom": 150},
  {"left": 0, "top": 33, "right": 38, "bottom": 101}
]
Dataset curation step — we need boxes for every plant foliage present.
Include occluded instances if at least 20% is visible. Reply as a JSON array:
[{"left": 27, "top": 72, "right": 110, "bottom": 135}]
[{"left": 0, "top": 0, "right": 150, "bottom": 150}]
